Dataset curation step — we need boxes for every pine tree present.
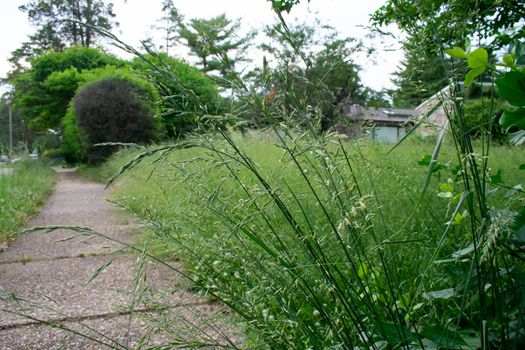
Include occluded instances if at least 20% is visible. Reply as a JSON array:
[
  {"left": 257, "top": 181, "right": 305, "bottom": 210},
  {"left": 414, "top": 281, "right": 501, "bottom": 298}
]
[
  {"left": 178, "top": 14, "right": 255, "bottom": 84},
  {"left": 10, "top": 0, "right": 116, "bottom": 71}
]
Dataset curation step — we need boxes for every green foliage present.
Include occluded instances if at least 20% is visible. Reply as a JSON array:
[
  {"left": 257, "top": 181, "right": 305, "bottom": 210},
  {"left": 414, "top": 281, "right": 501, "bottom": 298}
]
[
  {"left": 444, "top": 44, "right": 490, "bottom": 87},
  {"left": 497, "top": 41, "right": 525, "bottom": 145},
  {"left": 391, "top": 51, "right": 448, "bottom": 107},
  {"left": 254, "top": 20, "right": 365, "bottom": 130},
  {"left": 12, "top": 0, "right": 116, "bottom": 70},
  {"left": 177, "top": 14, "right": 255, "bottom": 85},
  {"left": 95, "top": 132, "right": 524, "bottom": 348},
  {"left": 131, "top": 53, "right": 221, "bottom": 137},
  {"left": 62, "top": 105, "right": 88, "bottom": 164},
  {"left": 30, "top": 46, "right": 122, "bottom": 82},
  {"left": 461, "top": 98, "right": 506, "bottom": 140},
  {"left": 360, "top": 87, "right": 391, "bottom": 108},
  {"left": 79, "top": 4, "right": 525, "bottom": 348},
  {"left": 376, "top": 0, "right": 524, "bottom": 109},
  {"left": 0, "top": 160, "right": 56, "bottom": 242},
  {"left": 372, "top": 0, "right": 525, "bottom": 50},
  {"left": 447, "top": 40, "right": 525, "bottom": 145},
  {"left": 11, "top": 46, "right": 123, "bottom": 131},
  {"left": 63, "top": 74, "right": 161, "bottom": 163},
  {"left": 269, "top": 0, "right": 306, "bottom": 13}
]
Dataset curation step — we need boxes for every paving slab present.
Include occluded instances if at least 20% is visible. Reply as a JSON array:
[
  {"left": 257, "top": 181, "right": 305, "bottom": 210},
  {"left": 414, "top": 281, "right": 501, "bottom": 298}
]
[
  {"left": 0, "top": 304, "right": 241, "bottom": 350},
  {"left": 0, "top": 255, "right": 200, "bottom": 327},
  {"left": 0, "top": 168, "right": 237, "bottom": 348},
  {"left": 0, "top": 225, "right": 139, "bottom": 262}
]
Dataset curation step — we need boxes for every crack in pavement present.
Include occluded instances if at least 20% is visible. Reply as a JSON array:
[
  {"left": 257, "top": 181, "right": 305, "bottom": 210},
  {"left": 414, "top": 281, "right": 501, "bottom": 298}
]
[
  {"left": 0, "top": 301, "right": 210, "bottom": 331},
  {"left": 0, "top": 251, "right": 126, "bottom": 266}
]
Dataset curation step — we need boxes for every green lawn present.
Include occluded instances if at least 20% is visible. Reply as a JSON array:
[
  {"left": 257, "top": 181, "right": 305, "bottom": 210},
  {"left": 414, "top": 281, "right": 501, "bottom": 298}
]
[
  {"left": 85, "top": 131, "right": 525, "bottom": 348},
  {"left": 0, "top": 160, "right": 56, "bottom": 242}
]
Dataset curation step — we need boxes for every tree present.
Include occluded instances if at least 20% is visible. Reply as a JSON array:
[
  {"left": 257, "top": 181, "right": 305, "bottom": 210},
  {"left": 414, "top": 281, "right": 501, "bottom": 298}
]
[
  {"left": 7, "top": 26, "right": 65, "bottom": 77},
  {"left": 371, "top": 1, "right": 525, "bottom": 108},
  {"left": 371, "top": 0, "right": 525, "bottom": 50},
  {"left": 11, "top": 0, "right": 117, "bottom": 70},
  {"left": 178, "top": 14, "right": 254, "bottom": 84},
  {"left": 132, "top": 53, "right": 221, "bottom": 137},
  {"left": 390, "top": 50, "right": 448, "bottom": 107},
  {"left": 153, "top": 0, "right": 183, "bottom": 55},
  {"left": 360, "top": 87, "right": 391, "bottom": 108},
  {"left": 12, "top": 46, "right": 122, "bottom": 131},
  {"left": 259, "top": 21, "right": 364, "bottom": 131},
  {"left": 268, "top": 0, "right": 306, "bottom": 13}
]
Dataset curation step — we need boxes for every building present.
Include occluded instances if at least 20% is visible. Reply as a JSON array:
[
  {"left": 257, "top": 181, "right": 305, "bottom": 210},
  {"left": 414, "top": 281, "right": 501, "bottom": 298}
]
[{"left": 340, "top": 105, "right": 416, "bottom": 143}]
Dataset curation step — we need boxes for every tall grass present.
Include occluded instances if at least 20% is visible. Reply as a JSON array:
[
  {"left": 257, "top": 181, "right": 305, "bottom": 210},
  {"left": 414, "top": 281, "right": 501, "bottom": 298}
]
[
  {"left": 0, "top": 160, "right": 56, "bottom": 242},
  {"left": 82, "top": 7, "right": 525, "bottom": 348},
  {"left": 95, "top": 128, "right": 523, "bottom": 348}
]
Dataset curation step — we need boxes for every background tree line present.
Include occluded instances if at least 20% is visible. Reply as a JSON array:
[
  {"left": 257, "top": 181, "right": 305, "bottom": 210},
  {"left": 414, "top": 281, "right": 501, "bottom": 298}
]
[
  {"left": 2, "top": 0, "right": 392, "bottom": 160},
  {"left": 6, "top": 0, "right": 521, "bottom": 159}
]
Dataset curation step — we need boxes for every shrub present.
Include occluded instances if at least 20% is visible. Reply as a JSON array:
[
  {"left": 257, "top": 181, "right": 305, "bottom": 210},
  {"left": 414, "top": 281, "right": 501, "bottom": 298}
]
[
  {"left": 462, "top": 98, "right": 506, "bottom": 141},
  {"left": 63, "top": 75, "right": 161, "bottom": 163},
  {"left": 12, "top": 46, "right": 124, "bottom": 132},
  {"left": 132, "top": 53, "right": 222, "bottom": 137}
]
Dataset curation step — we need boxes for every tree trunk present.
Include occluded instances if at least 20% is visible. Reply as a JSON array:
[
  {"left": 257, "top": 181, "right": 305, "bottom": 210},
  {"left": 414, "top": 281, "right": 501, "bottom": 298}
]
[
  {"left": 85, "top": 0, "right": 93, "bottom": 47},
  {"left": 73, "top": 0, "right": 85, "bottom": 46}
]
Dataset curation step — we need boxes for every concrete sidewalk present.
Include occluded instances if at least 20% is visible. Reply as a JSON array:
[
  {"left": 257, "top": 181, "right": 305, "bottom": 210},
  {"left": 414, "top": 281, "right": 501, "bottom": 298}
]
[{"left": 0, "top": 168, "right": 238, "bottom": 349}]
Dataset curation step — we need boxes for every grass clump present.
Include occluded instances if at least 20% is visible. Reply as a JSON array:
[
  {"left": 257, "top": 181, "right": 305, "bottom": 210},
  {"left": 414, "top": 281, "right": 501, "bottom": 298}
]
[
  {"left": 0, "top": 160, "right": 56, "bottom": 242},
  {"left": 92, "top": 130, "right": 524, "bottom": 348}
]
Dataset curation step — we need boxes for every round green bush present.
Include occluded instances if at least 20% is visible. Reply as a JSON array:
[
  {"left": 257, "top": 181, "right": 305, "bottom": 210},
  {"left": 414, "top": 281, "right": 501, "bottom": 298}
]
[{"left": 62, "top": 72, "right": 161, "bottom": 164}]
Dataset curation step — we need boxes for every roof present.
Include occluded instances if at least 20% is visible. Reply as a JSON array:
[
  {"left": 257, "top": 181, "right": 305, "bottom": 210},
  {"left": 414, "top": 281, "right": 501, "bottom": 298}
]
[{"left": 345, "top": 105, "right": 416, "bottom": 125}]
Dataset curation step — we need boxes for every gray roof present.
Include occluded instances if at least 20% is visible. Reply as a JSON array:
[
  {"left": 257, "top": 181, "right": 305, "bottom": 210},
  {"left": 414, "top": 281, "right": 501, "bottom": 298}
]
[{"left": 345, "top": 106, "right": 416, "bottom": 124}]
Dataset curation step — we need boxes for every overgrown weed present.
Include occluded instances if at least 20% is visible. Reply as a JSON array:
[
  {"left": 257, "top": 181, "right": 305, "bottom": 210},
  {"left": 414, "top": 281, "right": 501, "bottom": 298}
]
[
  {"left": 0, "top": 160, "right": 56, "bottom": 242},
  {"left": 97, "top": 129, "right": 523, "bottom": 348}
]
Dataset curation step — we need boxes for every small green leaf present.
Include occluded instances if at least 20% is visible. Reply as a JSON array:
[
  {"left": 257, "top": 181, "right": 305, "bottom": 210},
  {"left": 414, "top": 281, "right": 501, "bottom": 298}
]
[
  {"left": 465, "top": 38, "right": 472, "bottom": 53},
  {"left": 453, "top": 212, "right": 464, "bottom": 225},
  {"left": 464, "top": 66, "right": 485, "bottom": 86},
  {"left": 439, "top": 180, "right": 454, "bottom": 192},
  {"left": 503, "top": 54, "right": 515, "bottom": 67},
  {"left": 87, "top": 260, "right": 113, "bottom": 284},
  {"left": 467, "top": 48, "right": 488, "bottom": 69},
  {"left": 496, "top": 71, "right": 525, "bottom": 107},
  {"left": 418, "top": 154, "right": 444, "bottom": 172},
  {"left": 490, "top": 169, "right": 504, "bottom": 185},
  {"left": 452, "top": 244, "right": 475, "bottom": 258},
  {"left": 418, "top": 154, "right": 432, "bottom": 166},
  {"left": 423, "top": 324, "right": 469, "bottom": 348},
  {"left": 444, "top": 47, "right": 467, "bottom": 59},
  {"left": 438, "top": 191, "right": 453, "bottom": 199},
  {"left": 357, "top": 263, "right": 368, "bottom": 279},
  {"left": 451, "top": 192, "right": 463, "bottom": 205},
  {"left": 458, "top": 330, "right": 482, "bottom": 349},
  {"left": 500, "top": 107, "right": 525, "bottom": 131}
]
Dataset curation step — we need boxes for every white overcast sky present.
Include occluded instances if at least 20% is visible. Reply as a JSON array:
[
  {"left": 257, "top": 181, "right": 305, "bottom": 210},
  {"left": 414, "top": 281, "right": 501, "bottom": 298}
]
[{"left": 0, "top": 0, "right": 403, "bottom": 92}]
